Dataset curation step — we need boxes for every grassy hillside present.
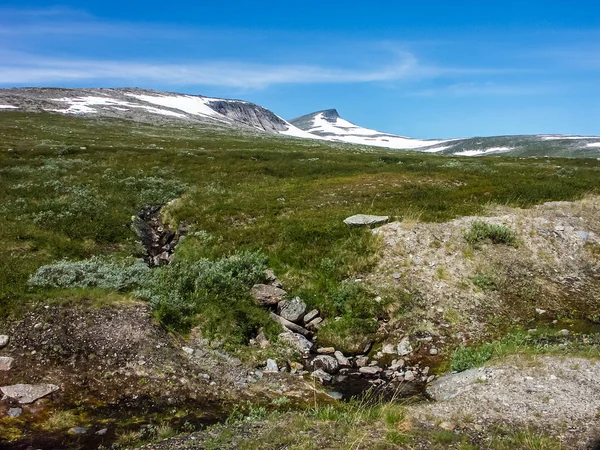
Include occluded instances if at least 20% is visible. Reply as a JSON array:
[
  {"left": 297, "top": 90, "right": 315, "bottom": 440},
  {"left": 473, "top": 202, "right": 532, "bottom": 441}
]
[{"left": 1, "top": 111, "right": 599, "bottom": 345}]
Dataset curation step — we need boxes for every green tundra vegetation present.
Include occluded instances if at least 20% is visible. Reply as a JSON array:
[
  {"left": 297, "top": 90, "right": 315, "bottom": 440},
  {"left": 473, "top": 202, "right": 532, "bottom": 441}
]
[{"left": 1, "top": 111, "right": 600, "bottom": 349}]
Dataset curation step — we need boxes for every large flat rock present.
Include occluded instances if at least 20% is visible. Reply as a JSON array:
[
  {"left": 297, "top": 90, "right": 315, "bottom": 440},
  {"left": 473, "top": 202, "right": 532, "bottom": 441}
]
[
  {"left": 1, "top": 383, "right": 60, "bottom": 404},
  {"left": 343, "top": 214, "right": 389, "bottom": 227}
]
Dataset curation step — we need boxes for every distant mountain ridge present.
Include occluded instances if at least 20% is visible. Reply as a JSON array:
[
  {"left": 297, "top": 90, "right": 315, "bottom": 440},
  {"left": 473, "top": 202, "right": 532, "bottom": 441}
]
[
  {"left": 0, "top": 87, "right": 316, "bottom": 139},
  {"left": 1, "top": 87, "right": 600, "bottom": 157},
  {"left": 291, "top": 109, "right": 600, "bottom": 158}
]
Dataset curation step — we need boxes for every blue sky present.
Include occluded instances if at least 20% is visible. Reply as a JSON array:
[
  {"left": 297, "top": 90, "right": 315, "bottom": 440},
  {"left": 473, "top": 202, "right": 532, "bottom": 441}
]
[{"left": 1, "top": 1, "right": 599, "bottom": 137}]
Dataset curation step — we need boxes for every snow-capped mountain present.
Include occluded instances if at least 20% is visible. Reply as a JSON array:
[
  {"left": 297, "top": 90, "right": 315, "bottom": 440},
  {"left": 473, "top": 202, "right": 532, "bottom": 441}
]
[
  {"left": 291, "top": 109, "right": 600, "bottom": 158},
  {"left": 2, "top": 88, "right": 600, "bottom": 157},
  {"left": 290, "top": 109, "right": 450, "bottom": 150},
  {"left": 0, "top": 88, "right": 316, "bottom": 139}
]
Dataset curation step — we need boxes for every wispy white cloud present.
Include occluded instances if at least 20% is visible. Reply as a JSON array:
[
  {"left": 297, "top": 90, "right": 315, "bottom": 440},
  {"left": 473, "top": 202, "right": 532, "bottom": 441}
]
[
  {"left": 0, "top": 50, "right": 428, "bottom": 88},
  {"left": 411, "top": 81, "right": 551, "bottom": 97},
  {"left": 0, "top": 7, "right": 529, "bottom": 90}
]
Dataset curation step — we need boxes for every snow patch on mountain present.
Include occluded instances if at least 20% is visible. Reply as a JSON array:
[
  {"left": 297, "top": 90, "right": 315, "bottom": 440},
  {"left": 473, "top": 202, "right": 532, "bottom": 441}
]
[
  {"left": 125, "top": 93, "right": 223, "bottom": 120},
  {"left": 454, "top": 147, "right": 514, "bottom": 157},
  {"left": 290, "top": 109, "right": 450, "bottom": 150},
  {"left": 0, "top": 105, "right": 17, "bottom": 109},
  {"left": 586, "top": 142, "right": 600, "bottom": 148},
  {"left": 539, "top": 135, "right": 600, "bottom": 141}
]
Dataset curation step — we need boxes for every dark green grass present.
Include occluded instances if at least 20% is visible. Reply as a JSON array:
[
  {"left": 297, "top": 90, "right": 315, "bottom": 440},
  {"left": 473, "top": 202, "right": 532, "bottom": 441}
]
[{"left": 1, "top": 112, "right": 599, "bottom": 343}]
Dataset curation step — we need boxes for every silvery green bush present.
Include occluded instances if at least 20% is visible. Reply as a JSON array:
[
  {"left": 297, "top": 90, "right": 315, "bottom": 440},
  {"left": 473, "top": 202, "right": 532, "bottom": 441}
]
[{"left": 28, "top": 256, "right": 150, "bottom": 291}]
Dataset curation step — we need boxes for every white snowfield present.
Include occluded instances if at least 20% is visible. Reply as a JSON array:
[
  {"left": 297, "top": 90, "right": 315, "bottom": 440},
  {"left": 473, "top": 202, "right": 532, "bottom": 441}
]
[
  {"left": 43, "top": 92, "right": 311, "bottom": 139},
  {"left": 454, "top": 147, "right": 514, "bottom": 157},
  {"left": 586, "top": 142, "right": 600, "bottom": 148},
  {"left": 0, "top": 105, "right": 17, "bottom": 109},
  {"left": 539, "top": 135, "right": 600, "bottom": 141},
  {"left": 304, "top": 112, "right": 450, "bottom": 150}
]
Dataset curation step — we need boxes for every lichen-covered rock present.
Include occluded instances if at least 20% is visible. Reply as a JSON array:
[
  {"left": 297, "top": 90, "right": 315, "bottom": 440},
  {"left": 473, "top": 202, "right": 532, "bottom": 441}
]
[
  {"left": 251, "top": 284, "right": 287, "bottom": 306},
  {"left": 278, "top": 297, "right": 307, "bottom": 323}
]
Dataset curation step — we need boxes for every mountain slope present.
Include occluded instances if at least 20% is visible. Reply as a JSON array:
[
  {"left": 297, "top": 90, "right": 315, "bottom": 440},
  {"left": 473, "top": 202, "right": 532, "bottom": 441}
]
[
  {"left": 291, "top": 109, "right": 600, "bottom": 157},
  {"left": 290, "top": 109, "right": 450, "bottom": 150},
  {"left": 0, "top": 87, "right": 317, "bottom": 139}
]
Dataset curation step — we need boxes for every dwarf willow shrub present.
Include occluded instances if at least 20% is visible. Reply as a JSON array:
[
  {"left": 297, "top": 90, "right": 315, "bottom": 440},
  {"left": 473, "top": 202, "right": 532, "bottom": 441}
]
[
  {"left": 135, "top": 251, "right": 273, "bottom": 341},
  {"left": 28, "top": 256, "right": 150, "bottom": 291},
  {"left": 464, "top": 221, "right": 517, "bottom": 247}
]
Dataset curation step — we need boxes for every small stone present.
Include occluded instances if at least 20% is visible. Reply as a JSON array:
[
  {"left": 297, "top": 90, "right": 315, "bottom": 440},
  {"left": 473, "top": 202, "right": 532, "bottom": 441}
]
[
  {"left": 429, "top": 348, "right": 438, "bottom": 356},
  {"left": 326, "top": 391, "right": 343, "bottom": 400},
  {"left": 289, "top": 362, "right": 303, "bottom": 373},
  {"left": 334, "top": 351, "right": 350, "bottom": 367},
  {"left": 397, "top": 337, "right": 413, "bottom": 356},
  {"left": 355, "top": 356, "right": 369, "bottom": 368},
  {"left": 311, "top": 369, "right": 332, "bottom": 383},
  {"left": 0, "top": 335, "right": 9, "bottom": 349},
  {"left": 404, "top": 370, "right": 415, "bottom": 382},
  {"left": 0, "top": 357, "right": 14, "bottom": 371},
  {"left": 427, "top": 375, "right": 435, "bottom": 383},
  {"left": 535, "top": 308, "right": 547, "bottom": 315},
  {"left": 359, "top": 366, "right": 382, "bottom": 375},
  {"left": 278, "top": 297, "right": 307, "bottom": 323},
  {"left": 264, "top": 268, "right": 277, "bottom": 282},
  {"left": 7, "top": 407, "right": 22, "bottom": 418},
  {"left": 303, "top": 309, "right": 319, "bottom": 324},
  {"left": 390, "top": 359, "right": 405, "bottom": 370},
  {"left": 382, "top": 343, "right": 396, "bottom": 354},
  {"left": 265, "top": 359, "right": 278, "bottom": 373},
  {"left": 256, "top": 331, "right": 270, "bottom": 349},
  {"left": 528, "top": 329, "right": 537, "bottom": 334},
  {"left": 182, "top": 346, "right": 194, "bottom": 355},
  {"left": 68, "top": 427, "right": 88, "bottom": 435},
  {"left": 317, "top": 347, "right": 335, "bottom": 354},
  {"left": 96, "top": 428, "right": 108, "bottom": 436},
  {"left": 559, "top": 329, "right": 570, "bottom": 336},
  {"left": 306, "top": 317, "right": 323, "bottom": 330}
]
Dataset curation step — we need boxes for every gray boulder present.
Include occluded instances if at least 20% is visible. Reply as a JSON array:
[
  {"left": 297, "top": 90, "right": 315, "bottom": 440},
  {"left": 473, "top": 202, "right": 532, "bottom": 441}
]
[
  {"left": 0, "top": 335, "right": 9, "bottom": 349},
  {"left": 310, "top": 355, "right": 339, "bottom": 374},
  {"left": 278, "top": 297, "right": 307, "bottom": 323},
  {"left": 343, "top": 214, "right": 389, "bottom": 227},
  {"left": 250, "top": 284, "right": 287, "bottom": 306},
  {"left": 278, "top": 331, "right": 313, "bottom": 353},
  {"left": 1, "top": 383, "right": 60, "bottom": 404}
]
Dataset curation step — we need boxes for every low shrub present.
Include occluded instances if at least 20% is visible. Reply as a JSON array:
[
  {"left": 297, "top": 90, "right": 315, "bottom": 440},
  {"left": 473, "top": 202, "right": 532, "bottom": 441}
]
[
  {"left": 135, "top": 251, "right": 278, "bottom": 345},
  {"left": 28, "top": 256, "right": 150, "bottom": 291},
  {"left": 464, "top": 221, "right": 517, "bottom": 247}
]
